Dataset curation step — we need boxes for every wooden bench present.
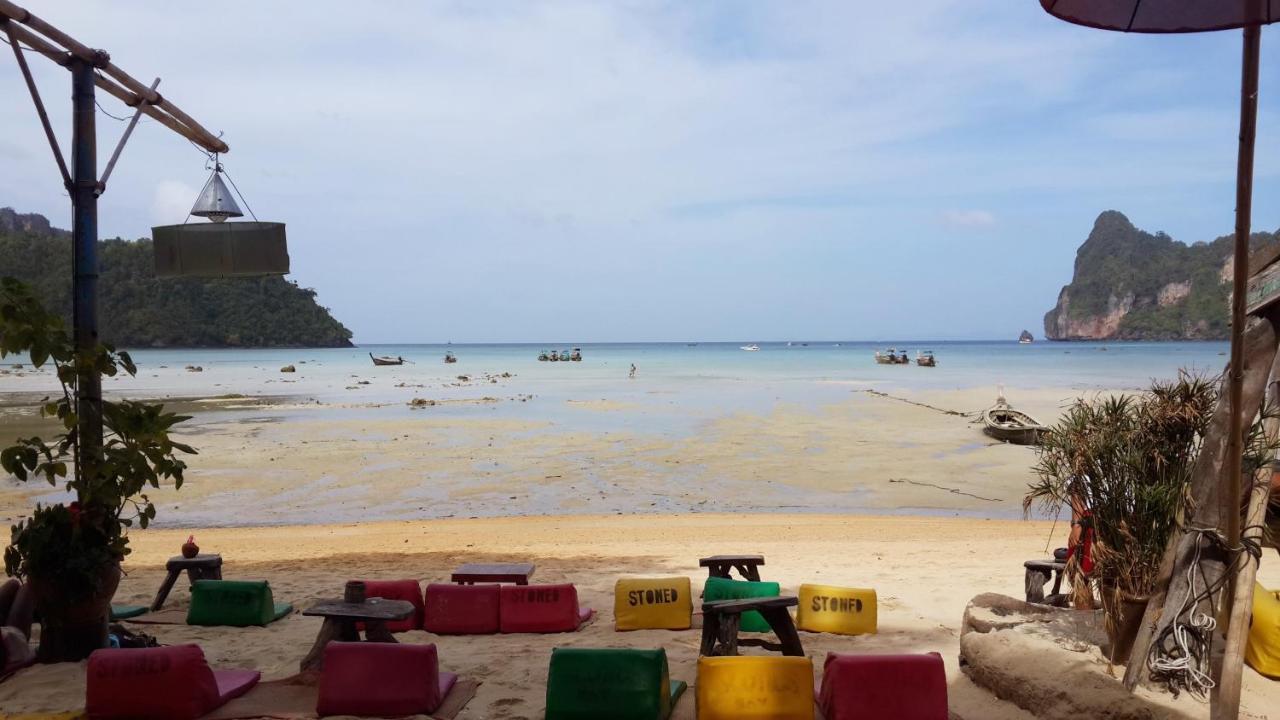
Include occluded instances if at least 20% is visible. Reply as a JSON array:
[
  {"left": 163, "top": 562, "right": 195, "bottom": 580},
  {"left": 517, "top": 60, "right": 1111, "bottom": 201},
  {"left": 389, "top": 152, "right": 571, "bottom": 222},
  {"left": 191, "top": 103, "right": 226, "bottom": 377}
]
[
  {"left": 1023, "top": 560, "right": 1066, "bottom": 604},
  {"left": 150, "top": 554, "right": 223, "bottom": 611},
  {"left": 451, "top": 562, "right": 534, "bottom": 585},
  {"left": 700, "top": 596, "right": 804, "bottom": 657},
  {"left": 299, "top": 597, "right": 415, "bottom": 672},
  {"left": 699, "top": 555, "right": 764, "bottom": 582}
]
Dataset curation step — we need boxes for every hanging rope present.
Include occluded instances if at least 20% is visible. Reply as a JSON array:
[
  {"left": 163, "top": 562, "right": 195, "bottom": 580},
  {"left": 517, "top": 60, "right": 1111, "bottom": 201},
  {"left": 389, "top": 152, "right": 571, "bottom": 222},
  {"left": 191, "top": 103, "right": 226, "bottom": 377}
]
[{"left": 1146, "top": 524, "right": 1265, "bottom": 698}]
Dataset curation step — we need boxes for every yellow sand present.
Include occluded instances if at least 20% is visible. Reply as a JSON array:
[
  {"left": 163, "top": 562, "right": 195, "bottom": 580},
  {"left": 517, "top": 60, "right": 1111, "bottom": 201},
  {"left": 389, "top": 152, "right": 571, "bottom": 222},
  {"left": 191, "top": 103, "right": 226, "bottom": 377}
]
[{"left": 1, "top": 514, "right": 1277, "bottom": 719}]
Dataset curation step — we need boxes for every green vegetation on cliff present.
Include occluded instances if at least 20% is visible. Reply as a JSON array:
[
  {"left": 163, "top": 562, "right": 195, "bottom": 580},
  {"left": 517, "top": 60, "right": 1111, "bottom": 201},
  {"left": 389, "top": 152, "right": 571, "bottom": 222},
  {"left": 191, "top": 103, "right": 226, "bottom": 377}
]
[
  {"left": 0, "top": 208, "right": 353, "bottom": 348},
  {"left": 1044, "top": 211, "right": 1279, "bottom": 341}
]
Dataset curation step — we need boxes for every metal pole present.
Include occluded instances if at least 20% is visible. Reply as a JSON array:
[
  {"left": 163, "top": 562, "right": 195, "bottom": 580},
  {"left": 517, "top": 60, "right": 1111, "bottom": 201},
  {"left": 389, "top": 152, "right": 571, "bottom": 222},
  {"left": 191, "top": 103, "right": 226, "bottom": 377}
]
[{"left": 70, "top": 57, "right": 102, "bottom": 486}]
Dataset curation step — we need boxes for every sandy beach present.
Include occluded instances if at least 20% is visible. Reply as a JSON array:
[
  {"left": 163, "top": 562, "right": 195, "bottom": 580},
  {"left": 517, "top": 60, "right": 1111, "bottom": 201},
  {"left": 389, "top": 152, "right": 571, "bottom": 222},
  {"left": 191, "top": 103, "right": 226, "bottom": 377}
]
[
  {"left": 0, "top": 378, "right": 1088, "bottom": 528},
  {"left": 0, "top": 514, "right": 1275, "bottom": 719},
  {"left": 3, "top": 346, "right": 1276, "bottom": 718}
]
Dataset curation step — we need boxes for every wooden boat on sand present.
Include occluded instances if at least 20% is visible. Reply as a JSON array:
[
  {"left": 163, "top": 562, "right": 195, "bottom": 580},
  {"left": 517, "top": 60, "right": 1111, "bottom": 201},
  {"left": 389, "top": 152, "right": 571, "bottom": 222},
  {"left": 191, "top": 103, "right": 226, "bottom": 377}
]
[
  {"left": 369, "top": 352, "right": 405, "bottom": 366},
  {"left": 982, "top": 400, "right": 1047, "bottom": 445}
]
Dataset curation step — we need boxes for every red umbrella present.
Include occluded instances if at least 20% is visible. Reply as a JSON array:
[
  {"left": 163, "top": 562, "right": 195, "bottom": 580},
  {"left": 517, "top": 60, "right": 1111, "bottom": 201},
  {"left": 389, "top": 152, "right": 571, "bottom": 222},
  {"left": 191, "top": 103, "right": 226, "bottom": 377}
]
[{"left": 1038, "top": 2, "right": 1275, "bottom": 717}]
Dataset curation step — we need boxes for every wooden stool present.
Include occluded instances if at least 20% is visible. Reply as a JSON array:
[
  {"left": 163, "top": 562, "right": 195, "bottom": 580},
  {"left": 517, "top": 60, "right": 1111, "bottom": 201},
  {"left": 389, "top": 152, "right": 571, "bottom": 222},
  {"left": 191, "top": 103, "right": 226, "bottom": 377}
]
[
  {"left": 1023, "top": 560, "right": 1066, "bottom": 604},
  {"left": 299, "top": 597, "right": 415, "bottom": 672},
  {"left": 451, "top": 562, "right": 535, "bottom": 585},
  {"left": 700, "top": 596, "right": 804, "bottom": 657},
  {"left": 150, "top": 554, "right": 223, "bottom": 611},
  {"left": 699, "top": 555, "right": 764, "bottom": 582}
]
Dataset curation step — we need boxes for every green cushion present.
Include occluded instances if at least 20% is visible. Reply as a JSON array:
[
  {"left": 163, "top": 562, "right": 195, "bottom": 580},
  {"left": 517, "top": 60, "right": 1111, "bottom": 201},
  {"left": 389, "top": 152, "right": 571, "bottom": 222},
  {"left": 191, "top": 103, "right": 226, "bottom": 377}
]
[
  {"left": 110, "top": 604, "right": 148, "bottom": 620},
  {"left": 546, "top": 648, "right": 685, "bottom": 720},
  {"left": 702, "top": 577, "right": 781, "bottom": 633},
  {"left": 186, "top": 580, "right": 288, "bottom": 627}
]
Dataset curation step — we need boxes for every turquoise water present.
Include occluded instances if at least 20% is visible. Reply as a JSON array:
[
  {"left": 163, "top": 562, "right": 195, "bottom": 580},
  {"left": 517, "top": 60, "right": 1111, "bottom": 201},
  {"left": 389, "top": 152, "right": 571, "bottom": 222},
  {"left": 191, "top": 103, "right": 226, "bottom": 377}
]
[
  {"left": 118, "top": 339, "right": 1230, "bottom": 393},
  {"left": 78, "top": 339, "right": 1229, "bottom": 430}
]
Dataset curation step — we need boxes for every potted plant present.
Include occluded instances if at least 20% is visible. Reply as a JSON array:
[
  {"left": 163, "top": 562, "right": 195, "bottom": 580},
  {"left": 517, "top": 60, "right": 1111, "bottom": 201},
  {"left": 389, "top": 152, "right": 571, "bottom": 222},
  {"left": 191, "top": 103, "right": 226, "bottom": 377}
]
[
  {"left": 0, "top": 278, "right": 195, "bottom": 661},
  {"left": 1024, "top": 372, "right": 1275, "bottom": 664}
]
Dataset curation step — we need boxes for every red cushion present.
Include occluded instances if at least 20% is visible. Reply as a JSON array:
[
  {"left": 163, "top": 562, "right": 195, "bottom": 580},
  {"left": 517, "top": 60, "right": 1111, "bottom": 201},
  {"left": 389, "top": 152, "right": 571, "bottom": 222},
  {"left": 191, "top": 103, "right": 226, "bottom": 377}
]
[
  {"left": 316, "top": 642, "right": 446, "bottom": 717},
  {"left": 356, "top": 579, "right": 425, "bottom": 632},
  {"left": 86, "top": 644, "right": 259, "bottom": 720},
  {"left": 423, "top": 583, "right": 501, "bottom": 634},
  {"left": 818, "top": 652, "right": 948, "bottom": 720},
  {"left": 499, "top": 583, "right": 590, "bottom": 633}
]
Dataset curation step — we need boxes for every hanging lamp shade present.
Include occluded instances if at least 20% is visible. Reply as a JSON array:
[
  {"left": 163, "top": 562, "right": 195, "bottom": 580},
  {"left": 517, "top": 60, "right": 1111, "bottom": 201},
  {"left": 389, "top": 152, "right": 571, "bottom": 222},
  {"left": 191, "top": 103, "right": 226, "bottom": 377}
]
[
  {"left": 1040, "top": 0, "right": 1279, "bottom": 33},
  {"left": 190, "top": 173, "right": 243, "bottom": 223},
  {"left": 152, "top": 167, "right": 289, "bottom": 277}
]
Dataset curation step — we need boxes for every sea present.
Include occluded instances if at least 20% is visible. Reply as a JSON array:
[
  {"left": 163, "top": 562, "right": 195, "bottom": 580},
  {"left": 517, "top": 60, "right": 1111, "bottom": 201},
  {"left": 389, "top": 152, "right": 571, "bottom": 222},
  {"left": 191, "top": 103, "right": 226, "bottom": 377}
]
[{"left": 56, "top": 339, "right": 1231, "bottom": 430}]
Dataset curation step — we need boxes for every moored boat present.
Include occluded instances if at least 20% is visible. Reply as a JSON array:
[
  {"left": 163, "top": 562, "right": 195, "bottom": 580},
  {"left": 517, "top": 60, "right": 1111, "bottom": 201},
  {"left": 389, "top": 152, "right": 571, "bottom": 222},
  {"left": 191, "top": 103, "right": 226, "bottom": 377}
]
[
  {"left": 369, "top": 352, "right": 404, "bottom": 366},
  {"left": 741, "top": 344, "right": 760, "bottom": 351},
  {"left": 570, "top": 348, "right": 582, "bottom": 361},
  {"left": 875, "top": 348, "right": 910, "bottom": 364},
  {"left": 916, "top": 350, "right": 937, "bottom": 367},
  {"left": 444, "top": 351, "right": 457, "bottom": 364},
  {"left": 982, "top": 399, "right": 1047, "bottom": 445}
]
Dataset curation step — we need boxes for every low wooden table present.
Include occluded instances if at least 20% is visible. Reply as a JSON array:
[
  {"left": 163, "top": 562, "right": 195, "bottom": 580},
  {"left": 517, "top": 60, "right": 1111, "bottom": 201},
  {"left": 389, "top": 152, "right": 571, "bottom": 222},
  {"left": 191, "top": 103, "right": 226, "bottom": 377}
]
[
  {"left": 1023, "top": 559, "right": 1067, "bottom": 604},
  {"left": 299, "top": 597, "right": 415, "bottom": 672},
  {"left": 699, "top": 555, "right": 764, "bottom": 582},
  {"left": 701, "top": 596, "right": 804, "bottom": 657},
  {"left": 451, "top": 562, "right": 534, "bottom": 585},
  {"left": 150, "top": 554, "right": 223, "bottom": 611}
]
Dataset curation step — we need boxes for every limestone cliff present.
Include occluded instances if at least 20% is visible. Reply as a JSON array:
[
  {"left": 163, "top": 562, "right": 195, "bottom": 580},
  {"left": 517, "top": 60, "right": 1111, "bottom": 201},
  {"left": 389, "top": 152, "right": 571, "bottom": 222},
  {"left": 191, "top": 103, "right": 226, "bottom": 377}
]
[{"left": 1044, "top": 211, "right": 1280, "bottom": 341}]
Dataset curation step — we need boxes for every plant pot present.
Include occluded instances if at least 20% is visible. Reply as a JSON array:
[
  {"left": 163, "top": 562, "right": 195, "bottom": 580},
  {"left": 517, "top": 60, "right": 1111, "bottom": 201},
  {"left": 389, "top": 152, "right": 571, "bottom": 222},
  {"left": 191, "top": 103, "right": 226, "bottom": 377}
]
[
  {"left": 27, "top": 561, "right": 121, "bottom": 663},
  {"left": 1101, "top": 586, "right": 1149, "bottom": 665}
]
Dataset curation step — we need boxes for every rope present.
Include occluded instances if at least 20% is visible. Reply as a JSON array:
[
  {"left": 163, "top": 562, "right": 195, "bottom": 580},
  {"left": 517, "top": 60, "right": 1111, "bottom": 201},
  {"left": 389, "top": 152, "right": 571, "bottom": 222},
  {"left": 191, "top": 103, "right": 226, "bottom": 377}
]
[{"left": 1146, "top": 524, "right": 1265, "bottom": 698}]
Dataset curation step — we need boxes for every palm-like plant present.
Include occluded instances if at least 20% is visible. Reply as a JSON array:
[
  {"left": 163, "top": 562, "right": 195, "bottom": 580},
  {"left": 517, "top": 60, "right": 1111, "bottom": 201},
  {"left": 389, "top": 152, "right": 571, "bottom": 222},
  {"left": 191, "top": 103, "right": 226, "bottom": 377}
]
[{"left": 1025, "top": 372, "right": 1274, "bottom": 603}]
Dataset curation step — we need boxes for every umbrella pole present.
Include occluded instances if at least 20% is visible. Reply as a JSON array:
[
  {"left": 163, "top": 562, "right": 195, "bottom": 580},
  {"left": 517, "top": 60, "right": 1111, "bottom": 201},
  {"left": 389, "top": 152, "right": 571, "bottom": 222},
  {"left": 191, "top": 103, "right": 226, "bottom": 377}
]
[{"left": 1212, "top": 22, "right": 1261, "bottom": 720}]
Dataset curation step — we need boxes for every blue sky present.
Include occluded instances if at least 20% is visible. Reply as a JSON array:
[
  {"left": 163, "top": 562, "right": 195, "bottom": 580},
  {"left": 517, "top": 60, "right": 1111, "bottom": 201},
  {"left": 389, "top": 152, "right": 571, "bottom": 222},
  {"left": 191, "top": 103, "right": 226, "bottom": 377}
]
[{"left": 2, "top": 1, "right": 1278, "bottom": 343}]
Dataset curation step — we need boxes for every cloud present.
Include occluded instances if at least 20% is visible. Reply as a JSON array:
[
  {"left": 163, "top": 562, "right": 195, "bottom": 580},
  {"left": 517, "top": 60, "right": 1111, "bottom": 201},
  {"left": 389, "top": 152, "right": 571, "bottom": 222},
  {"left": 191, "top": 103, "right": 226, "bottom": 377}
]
[
  {"left": 941, "top": 210, "right": 996, "bottom": 228},
  {"left": 150, "top": 180, "right": 198, "bottom": 227}
]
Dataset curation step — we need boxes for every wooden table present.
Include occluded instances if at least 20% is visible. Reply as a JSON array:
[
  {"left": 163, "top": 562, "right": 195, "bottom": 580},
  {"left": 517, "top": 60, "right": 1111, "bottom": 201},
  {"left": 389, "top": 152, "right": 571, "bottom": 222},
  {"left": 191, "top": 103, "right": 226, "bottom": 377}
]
[
  {"left": 699, "top": 555, "right": 765, "bottom": 582},
  {"left": 451, "top": 562, "right": 534, "bottom": 585},
  {"left": 700, "top": 596, "right": 804, "bottom": 657},
  {"left": 1023, "top": 559, "right": 1067, "bottom": 605},
  {"left": 150, "top": 554, "right": 223, "bottom": 611},
  {"left": 299, "top": 597, "right": 415, "bottom": 672}
]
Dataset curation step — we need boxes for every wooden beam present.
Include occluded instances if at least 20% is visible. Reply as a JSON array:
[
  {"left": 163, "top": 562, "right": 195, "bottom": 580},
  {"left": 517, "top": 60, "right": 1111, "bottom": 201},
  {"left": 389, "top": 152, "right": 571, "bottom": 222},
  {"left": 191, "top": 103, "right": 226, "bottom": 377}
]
[
  {"left": 0, "top": 0, "right": 228, "bottom": 154},
  {"left": 1214, "top": 399, "right": 1277, "bottom": 717},
  {"left": 1127, "top": 312, "right": 1280, "bottom": 690},
  {"left": 99, "top": 77, "right": 159, "bottom": 191},
  {"left": 3, "top": 18, "right": 70, "bottom": 189}
]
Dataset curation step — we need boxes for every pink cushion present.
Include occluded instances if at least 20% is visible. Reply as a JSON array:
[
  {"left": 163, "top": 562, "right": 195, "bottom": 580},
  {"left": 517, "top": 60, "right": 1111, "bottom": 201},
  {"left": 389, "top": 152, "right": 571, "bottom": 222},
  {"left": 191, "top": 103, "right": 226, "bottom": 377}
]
[
  {"left": 86, "top": 644, "right": 260, "bottom": 720},
  {"left": 356, "top": 579, "right": 425, "bottom": 632},
  {"left": 499, "top": 584, "right": 591, "bottom": 633},
  {"left": 818, "top": 652, "right": 948, "bottom": 720},
  {"left": 316, "top": 642, "right": 448, "bottom": 717},
  {"left": 424, "top": 583, "right": 501, "bottom": 634}
]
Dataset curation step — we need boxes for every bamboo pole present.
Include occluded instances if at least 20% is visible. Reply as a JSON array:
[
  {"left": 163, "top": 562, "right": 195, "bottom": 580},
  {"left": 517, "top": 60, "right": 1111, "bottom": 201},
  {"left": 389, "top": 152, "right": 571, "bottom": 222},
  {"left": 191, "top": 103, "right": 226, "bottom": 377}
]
[
  {"left": 1214, "top": 25, "right": 1266, "bottom": 704},
  {"left": 1215, "top": 433, "right": 1275, "bottom": 716},
  {"left": 0, "top": 0, "right": 228, "bottom": 154},
  {"left": 3, "top": 19, "right": 70, "bottom": 188},
  {"left": 99, "top": 77, "right": 159, "bottom": 191}
]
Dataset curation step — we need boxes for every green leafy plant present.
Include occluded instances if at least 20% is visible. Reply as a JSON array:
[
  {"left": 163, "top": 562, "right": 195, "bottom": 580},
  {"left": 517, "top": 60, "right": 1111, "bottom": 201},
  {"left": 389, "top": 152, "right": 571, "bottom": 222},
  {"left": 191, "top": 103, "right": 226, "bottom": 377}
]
[
  {"left": 0, "top": 276, "right": 195, "bottom": 603},
  {"left": 1024, "top": 371, "right": 1277, "bottom": 603}
]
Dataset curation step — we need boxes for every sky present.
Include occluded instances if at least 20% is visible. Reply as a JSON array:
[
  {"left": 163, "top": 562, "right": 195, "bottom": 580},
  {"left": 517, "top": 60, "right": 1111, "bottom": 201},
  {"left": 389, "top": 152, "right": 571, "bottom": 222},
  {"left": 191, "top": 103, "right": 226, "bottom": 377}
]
[{"left": 2, "top": 1, "right": 1279, "bottom": 344}]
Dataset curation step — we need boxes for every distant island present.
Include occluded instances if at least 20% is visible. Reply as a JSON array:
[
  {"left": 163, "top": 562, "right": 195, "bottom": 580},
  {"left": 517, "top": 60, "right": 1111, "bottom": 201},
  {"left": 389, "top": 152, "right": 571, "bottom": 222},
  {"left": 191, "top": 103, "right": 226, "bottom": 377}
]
[
  {"left": 1043, "top": 210, "right": 1280, "bottom": 341},
  {"left": 0, "top": 207, "right": 353, "bottom": 348}
]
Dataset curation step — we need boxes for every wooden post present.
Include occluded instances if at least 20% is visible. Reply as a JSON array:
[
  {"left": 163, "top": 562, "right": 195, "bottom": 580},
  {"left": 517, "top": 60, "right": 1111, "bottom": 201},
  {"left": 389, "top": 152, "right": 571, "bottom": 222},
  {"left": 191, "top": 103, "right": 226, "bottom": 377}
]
[
  {"left": 1215, "top": 397, "right": 1277, "bottom": 717},
  {"left": 1126, "top": 314, "right": 1279, "bottom": 692}
]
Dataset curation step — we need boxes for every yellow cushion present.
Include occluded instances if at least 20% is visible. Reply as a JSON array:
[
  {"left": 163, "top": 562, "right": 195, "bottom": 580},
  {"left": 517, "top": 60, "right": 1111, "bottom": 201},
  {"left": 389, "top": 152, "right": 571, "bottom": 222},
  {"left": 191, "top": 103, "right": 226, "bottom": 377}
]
[
  {"left": 696, "top": 656, "right": 814, "bottom": 720},
  {"left": 614, "top": 576, "right": 692, "bottom": 631},
  {"left": 1246, "top": 582, "right": 1280, "bottom": 679},
  {"left": 796, "top": 583, "right": 877, "bottom": 635}
]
